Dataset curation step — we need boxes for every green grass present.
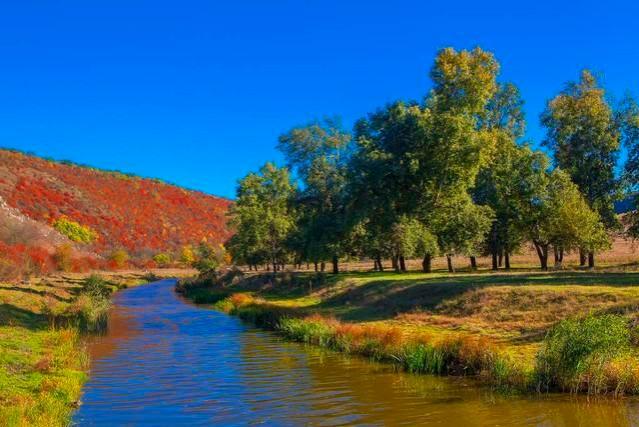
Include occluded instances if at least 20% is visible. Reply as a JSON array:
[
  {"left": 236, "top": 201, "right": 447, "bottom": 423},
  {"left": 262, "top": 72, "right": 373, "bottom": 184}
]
[
  {"left": 0, "top": 326, "right": 87, "bottom": 426},
  {"left": 0, "top": 271, "right": 165, "bottom": 426},
  {"left": 178, "top": 268, "right": 639, "bottom": 395}
]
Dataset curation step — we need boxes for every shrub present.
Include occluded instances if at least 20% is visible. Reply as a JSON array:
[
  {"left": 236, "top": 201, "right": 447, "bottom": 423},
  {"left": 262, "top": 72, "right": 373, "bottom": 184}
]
[
  {"left": 53, "top": 216, "right": 98, "bottom": 244},
  {"left": 54, "top": 244, "right": 74, "bottom": 272},
  {"left": 83, "top": 274, "right": 112, "bottom": 300},
  {"left": 179, "top": 245, "right": 195, "bottom": 265},
  {"left": 152, "top": 252, "right": 171, "bottom": 268},
  {"left": 65, "top": 275, "right": 112, "bottom": 333},
  {"left": 193, "top": 242, "right": 227, "bottom": 274},
  {"left": 109, "top": 249, "right": 129, "bottom": 269},
  {"left": 536, "top": 314, "right": 635, "bottom": 394}
]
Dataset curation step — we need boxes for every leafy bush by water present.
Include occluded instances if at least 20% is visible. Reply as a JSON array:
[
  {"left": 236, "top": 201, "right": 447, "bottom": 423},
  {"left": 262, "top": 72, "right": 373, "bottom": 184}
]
[{"left": 536, "top": 314, "right": 639, "bottom": 395}]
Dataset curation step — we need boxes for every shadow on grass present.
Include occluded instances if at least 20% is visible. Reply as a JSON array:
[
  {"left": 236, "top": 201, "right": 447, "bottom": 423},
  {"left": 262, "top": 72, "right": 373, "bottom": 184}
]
[
  {"left": 312, "top": 271, "right": 639, "bottom": 321},
  {"left": 0, "top": 303, "right": 48, "bottom": 329}
]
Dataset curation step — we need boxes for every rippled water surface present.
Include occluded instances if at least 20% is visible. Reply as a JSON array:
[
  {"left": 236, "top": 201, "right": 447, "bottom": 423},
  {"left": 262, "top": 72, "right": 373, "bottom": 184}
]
[{"left": 73, "top": 279, "right": 639, "bottom": 426}]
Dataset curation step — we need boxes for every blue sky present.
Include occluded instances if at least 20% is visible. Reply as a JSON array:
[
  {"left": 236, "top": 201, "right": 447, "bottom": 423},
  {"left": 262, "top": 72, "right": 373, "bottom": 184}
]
[{"left": 1, "top": 1, "right": 638, "bottom": 198}]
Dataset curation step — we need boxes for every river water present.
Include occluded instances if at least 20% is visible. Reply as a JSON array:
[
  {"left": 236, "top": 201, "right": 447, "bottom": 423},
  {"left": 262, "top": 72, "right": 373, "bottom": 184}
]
[{"left": 73, "top": 279, "right": 639, "bottom": 426}]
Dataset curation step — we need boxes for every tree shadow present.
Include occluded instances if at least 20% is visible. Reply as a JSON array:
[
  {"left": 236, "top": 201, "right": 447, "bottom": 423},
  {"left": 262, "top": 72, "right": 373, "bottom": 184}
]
[
  {"left": 314, "top": 271, "right": 639, "bottom": 322},
  {"left": 0, "top": 303, "right": 48, "bottom": 330},
  {"left": 0, "top": 285, "right": 73, "bottom": 302}
]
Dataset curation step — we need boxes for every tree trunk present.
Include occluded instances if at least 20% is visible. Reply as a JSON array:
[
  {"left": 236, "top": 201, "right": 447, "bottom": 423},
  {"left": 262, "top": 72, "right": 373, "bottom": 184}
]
[
  {"left": 469, "top": 256, "right": 477, "bottom": 270},
  {"left": 491, "top": 252, "right": 498, "bottom": 271},
  {"left": 504, "top": 252, "right": 511, "bottom": 270},
  {"left": 446, "top": 255, "right": 455, "bottom": 273},
  {"left": 422, "top": 254, "right": 432, "bottom": 273},
  {"left": 332, "top": 256, "right": 339, "bottom": 274},
  {"left": 498, "top": 251, "right": 503, "bottom": 268},
  {"left": 320, "top": 262, "right": 326, "bottom": 272},
  {"left": 399, "top": 256, "right": 407, "bottom": 272},
  {"left": 534, "top": 242, "right": 548, "bottom": 271},
  {"left": 314, "top": 262, "right": 318, "bottom": 272},
  {"left": 588, "top": 252, "right": 595, "bottom": 269},
  {"left": 579, "top": 249, "right": 586, "bottom": 267},
  {"left": 553, "top": 246, "right": 561, "bottom": 268},
  {"left": 376, "top": 256, "right": 384, "bottom": 272}
]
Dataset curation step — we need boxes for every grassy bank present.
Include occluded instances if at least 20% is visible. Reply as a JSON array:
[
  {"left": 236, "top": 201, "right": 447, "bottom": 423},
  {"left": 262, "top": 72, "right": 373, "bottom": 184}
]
[
  {"left": 0, "top": 270, "right": 180, "bottom": 426},
  {"left": 177, "top": 269, "right": 639, "bottom": 396}
]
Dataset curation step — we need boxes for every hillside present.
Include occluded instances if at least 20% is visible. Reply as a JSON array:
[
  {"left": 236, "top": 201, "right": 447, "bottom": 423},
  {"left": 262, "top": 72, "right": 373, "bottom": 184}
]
[{"left": 0, "top": 149, "right": 232, "bottom": 264}]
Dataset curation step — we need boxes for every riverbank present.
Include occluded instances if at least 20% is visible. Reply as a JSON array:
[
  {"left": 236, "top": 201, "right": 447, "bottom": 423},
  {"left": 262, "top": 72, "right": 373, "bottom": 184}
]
[
  {"left": 0, "top": 269, "right": 194, "bottom": 426},
  {"left": 177, "top": 269, "right": 639, "bottom": 396}
]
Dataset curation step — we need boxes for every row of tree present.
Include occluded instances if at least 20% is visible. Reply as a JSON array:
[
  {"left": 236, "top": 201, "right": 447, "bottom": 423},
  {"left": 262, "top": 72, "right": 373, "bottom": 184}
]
[{"left": 227, "top": 47, "right": 639, "bottom": 273}]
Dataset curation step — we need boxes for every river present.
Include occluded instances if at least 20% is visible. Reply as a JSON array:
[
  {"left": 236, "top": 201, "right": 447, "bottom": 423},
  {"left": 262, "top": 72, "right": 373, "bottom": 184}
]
[{"left": 73, "top": 279, "right": 639, "bottom": 426}]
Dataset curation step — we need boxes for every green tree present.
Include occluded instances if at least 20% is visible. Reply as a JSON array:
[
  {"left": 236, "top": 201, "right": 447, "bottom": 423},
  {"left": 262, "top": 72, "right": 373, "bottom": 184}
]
[
  {"left": 541, "top": 70, "right": 621, "bottom": 267},
  {"left": 474, "top": 82, "right": 528, "bottom": 269},
  {"left": 524, "top": 169, "right": 610, "bottom": 270},
  {"left": 193, "top": 241, "right": 227, "bottom": 274},
  {"left": 228, "top": 163, "right": 297, "bottom": 271},
  {"left": 432, "top": 197, "right": 493, "bottom": 273},
  {"left": 277, "top": 118, "right": 351, "bottom": 273},
  {"left": 620, "top": 97, "right": 639, "bottom": 237},
  {"left": 388, "top": 216, "right": 438, "bottom": 272},
  {"left": 350, "top": 47, "right": 499, "bottom": 271}
]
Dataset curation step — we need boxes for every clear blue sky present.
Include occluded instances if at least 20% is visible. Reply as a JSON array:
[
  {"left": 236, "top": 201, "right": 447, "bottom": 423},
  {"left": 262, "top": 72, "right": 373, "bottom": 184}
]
[{"left": 1, "top": 1, "right": 638, "bottom": 198}]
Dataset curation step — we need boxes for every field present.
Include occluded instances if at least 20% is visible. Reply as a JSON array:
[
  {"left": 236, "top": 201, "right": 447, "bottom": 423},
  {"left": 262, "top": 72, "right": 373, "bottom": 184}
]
[
  {"left": 179, "top": 252, "right": 639, "bottom": 395},
  {"left": 0, "top": 269, "right": 194, "bottom": 426}
]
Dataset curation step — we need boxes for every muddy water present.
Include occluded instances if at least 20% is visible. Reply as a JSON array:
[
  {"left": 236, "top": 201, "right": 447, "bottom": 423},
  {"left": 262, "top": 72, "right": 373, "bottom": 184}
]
[{"left": 73, "top": 279, "right": 639, "bottom": 426}]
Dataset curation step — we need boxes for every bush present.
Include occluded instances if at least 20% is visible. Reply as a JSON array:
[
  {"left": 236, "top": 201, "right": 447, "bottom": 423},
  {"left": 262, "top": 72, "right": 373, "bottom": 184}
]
[
  {"left": 109, "top": 249, "right": 129, "bottom": 269},
  {"left": 536, "top": 314, "right": 636, "bottom": 394},
  {"left": 193, "top": 242, "right": 227, "bottom": 274},
  {"left": 66, "top": 275, "right": 112, "bottom": 333},
  {"left": 54, "top": 244, "right": 74, "bottom": 272},
  {"left": 53, "top": 217, "right": 98, "bottom": 244},
  {"left": 152, "top": 252, "right": 171, "bottom": 268},
  {"left": 83, "top": 274, "right": 112, "bottom": 299},
  {"left": 179, "top": 245, "right": 195, "bottom": 265}
]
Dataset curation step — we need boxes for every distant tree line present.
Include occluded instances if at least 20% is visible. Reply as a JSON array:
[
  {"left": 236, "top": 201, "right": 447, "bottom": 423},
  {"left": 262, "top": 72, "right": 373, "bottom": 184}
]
[{"left": 227, "top": 47, "right": 639, "bottom": 272}]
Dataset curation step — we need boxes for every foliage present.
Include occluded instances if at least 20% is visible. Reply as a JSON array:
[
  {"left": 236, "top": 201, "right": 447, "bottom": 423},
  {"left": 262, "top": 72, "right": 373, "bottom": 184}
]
[
  {"left": 227, "top": 163, "right": 297, "bottom": 269},
  {"left": 193, "top": 242, "right": 227, "bottom": 274},
  {"left": 523, "top": 169, "right": 611, "bottom": 269},
  {"left": 152, "top": 252, "right": 172, "bottom": 268},
  {"left": 536, "top": 314, "right": 634, "bottom": 394},
  {"left": 109, "top": 248, "right": 129, "bottom": 269},
  {"left": 52, "top": 216, "right": 98, "bottom": 244},
  {"left": 278, "top": 118, "right": 352, "bottom": 271},
  {"left": 179, "top": 245, "right": 196, "bottom": 265},
  {"left": 54, "top": 244, "right": 74, "bottom": 272},
  {"left": 541, "top": 70, "right": 622, "bottom": 230},
  {"left": 0, "top": 149, "right": 232, "bottom": 259},
  {"left": 389, "top": 216, "right": 438, "bottom": 260}
]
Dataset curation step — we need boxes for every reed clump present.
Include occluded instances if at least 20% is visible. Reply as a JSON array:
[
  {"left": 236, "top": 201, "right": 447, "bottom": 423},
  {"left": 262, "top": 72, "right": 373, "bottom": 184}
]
[{"left": 535, "top": 314, "right": 639, "bottom": 396}]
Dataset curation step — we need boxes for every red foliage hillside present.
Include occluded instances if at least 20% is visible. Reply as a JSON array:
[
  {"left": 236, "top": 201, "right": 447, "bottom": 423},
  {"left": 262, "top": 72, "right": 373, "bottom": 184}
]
[{"left": 0, "top": 149, "right": 232, "bottom": 256}]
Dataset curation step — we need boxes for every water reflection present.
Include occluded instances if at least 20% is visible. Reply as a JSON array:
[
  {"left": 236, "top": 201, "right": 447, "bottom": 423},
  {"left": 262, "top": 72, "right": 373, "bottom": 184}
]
[{"left": 73, "top": 279, "right": 639, "bottom": 426}]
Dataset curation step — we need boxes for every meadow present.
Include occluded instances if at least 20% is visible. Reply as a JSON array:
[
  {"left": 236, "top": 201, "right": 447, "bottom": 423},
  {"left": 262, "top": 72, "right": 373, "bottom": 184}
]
[{"left": 178, "top": 250, "right": 639, "bottom": 396}]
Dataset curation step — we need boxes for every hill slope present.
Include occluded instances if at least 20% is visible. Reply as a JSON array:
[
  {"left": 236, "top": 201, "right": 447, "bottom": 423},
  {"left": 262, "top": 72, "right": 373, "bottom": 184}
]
[{"left": 0, "top": 149, "right": 232, "bottom": 257}]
